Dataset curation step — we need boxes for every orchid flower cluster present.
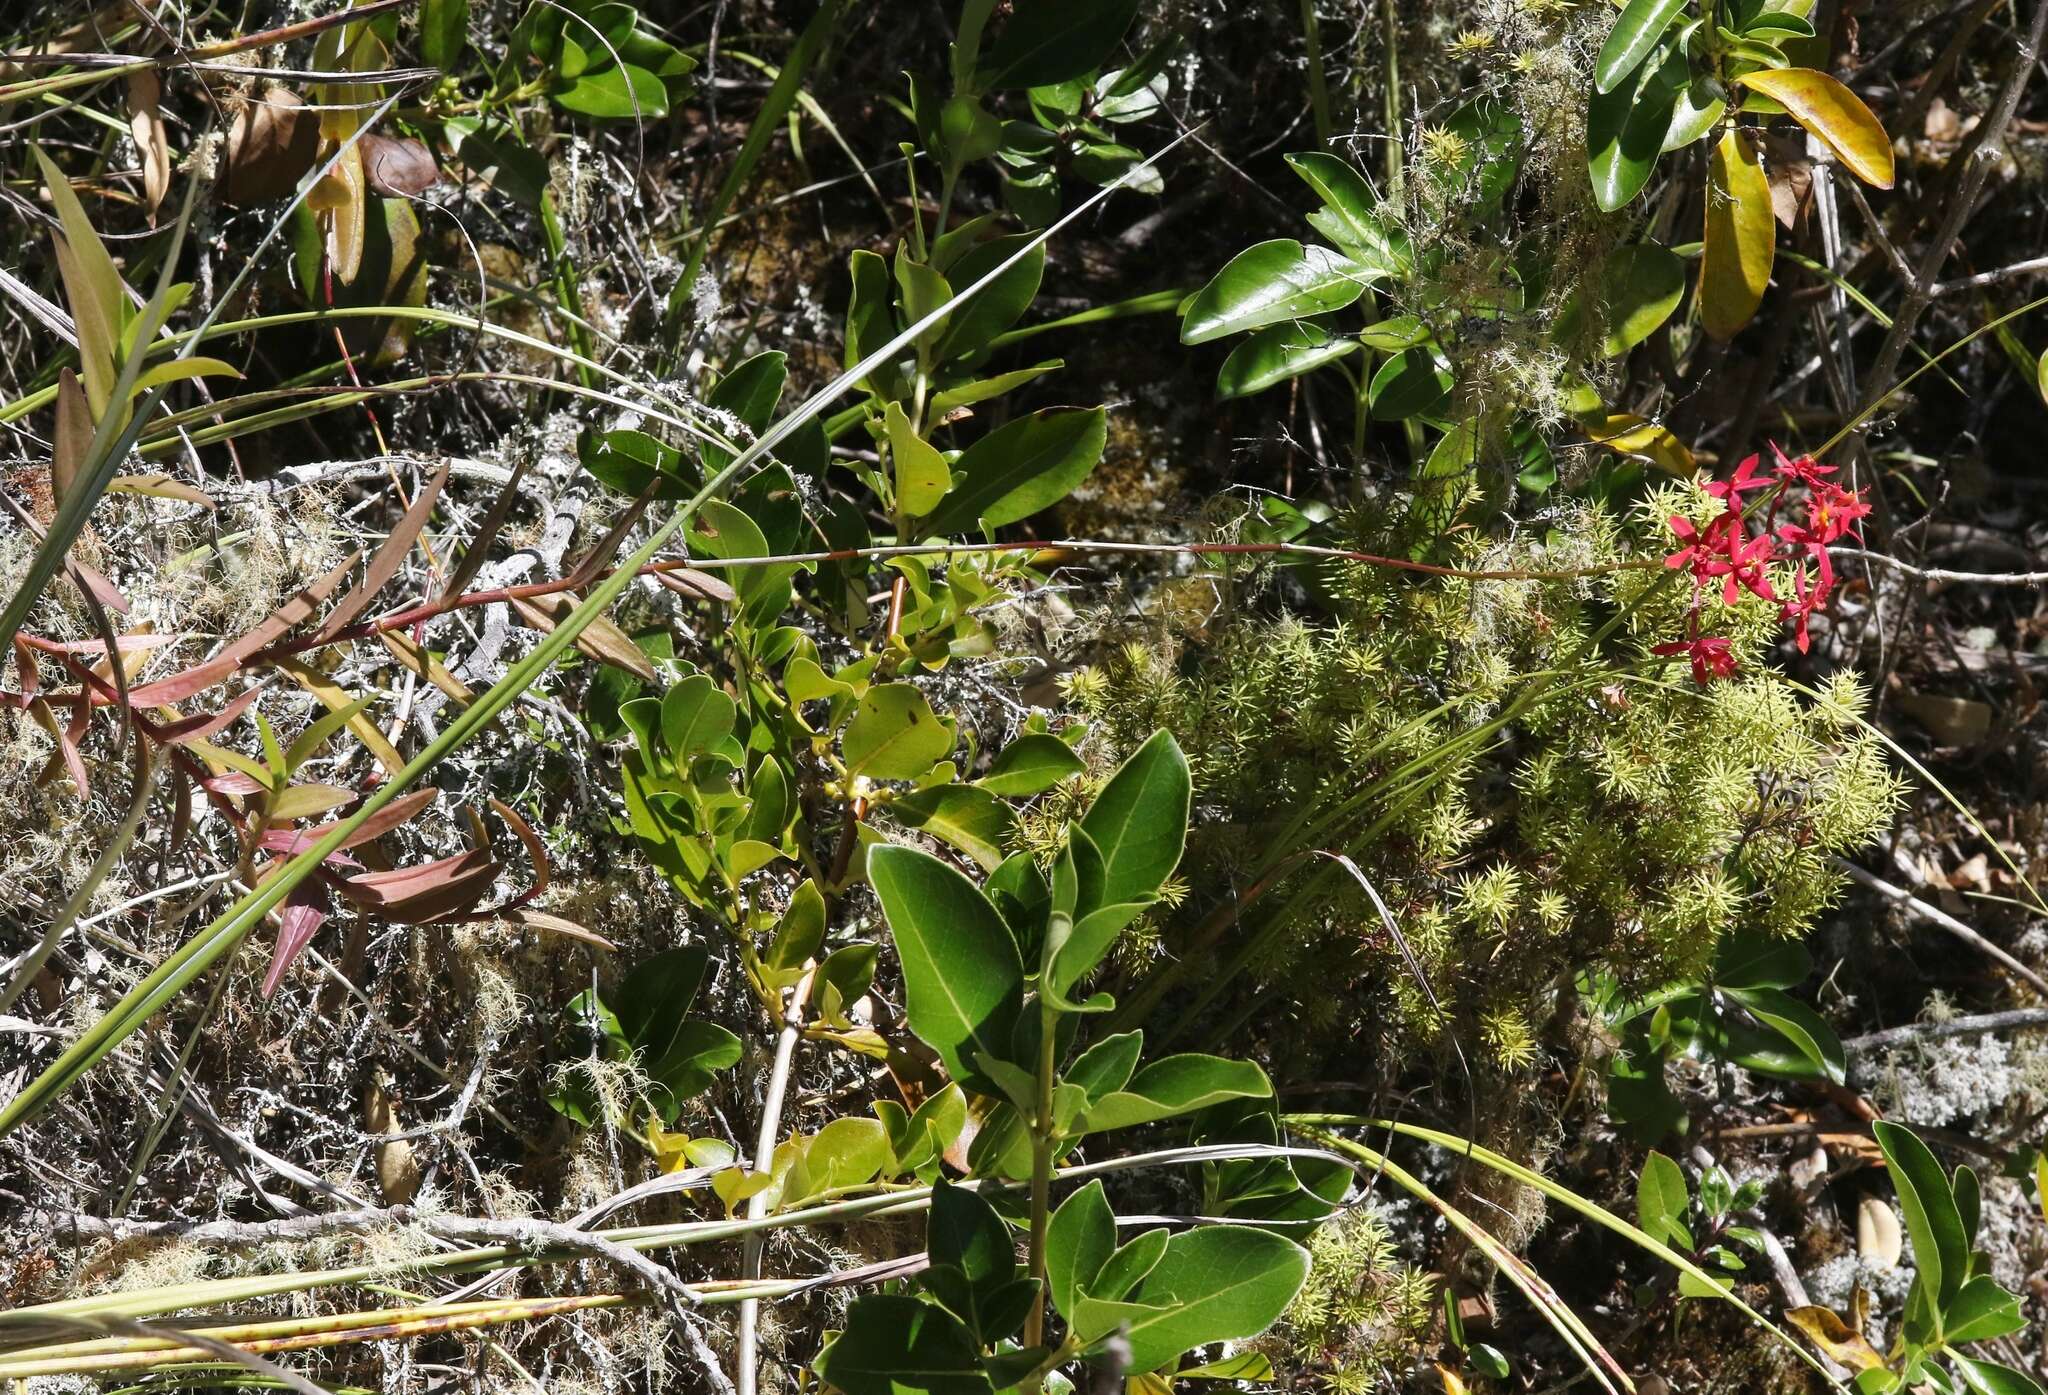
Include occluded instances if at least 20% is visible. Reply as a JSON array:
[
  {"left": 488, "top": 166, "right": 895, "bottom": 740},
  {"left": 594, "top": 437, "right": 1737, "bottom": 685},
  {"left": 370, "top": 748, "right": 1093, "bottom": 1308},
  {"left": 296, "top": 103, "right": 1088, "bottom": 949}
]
[{"left": 1657, "top": 445, "right": 1872, "bottom": 683}]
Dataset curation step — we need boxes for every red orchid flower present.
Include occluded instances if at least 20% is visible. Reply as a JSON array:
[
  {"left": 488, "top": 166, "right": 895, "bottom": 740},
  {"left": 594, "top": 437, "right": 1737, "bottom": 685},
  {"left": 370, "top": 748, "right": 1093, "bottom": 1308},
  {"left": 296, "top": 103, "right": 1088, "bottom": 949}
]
[{"left": 1653, "top": 633, "right": 1738, "bottom": 685}]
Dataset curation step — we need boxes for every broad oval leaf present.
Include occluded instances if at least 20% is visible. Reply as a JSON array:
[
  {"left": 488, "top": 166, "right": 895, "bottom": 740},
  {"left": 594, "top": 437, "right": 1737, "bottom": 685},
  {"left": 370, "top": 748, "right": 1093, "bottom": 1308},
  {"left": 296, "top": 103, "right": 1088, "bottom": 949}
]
[
  {"left": 1587, "top": 44, "right": 1684, "bottom": 211},
  {"left": 1734, "top": 67, "right": 1896, "bottom": 188},
  {"left": 893, "top": 783, "right": 1018, "bottom": 872},
  {"left": 1284, "top": 152, "right": 1407, "bottom": 276},
  {"left": 1595, "top": 0, "right": 1688, "bottom": 94},
  {"left": 975, "top": 0, "right": 1141, "bottom": 90},
  {"left": 1180, "top": 240, "right": 1370, "bottom": 346},
  {"left": 1047, "top": 1178, "right": 1117, "bottom": 1320},
  {"left": 811, "top": 1294, "right": 993, "bottom": 1395},
  {"left": 1076, "top": 729, "right": 1190, "bottom": 908},
  {"left": 1701, "top": 128, "right": 1775, "bottom": 340},
  {"left": 1635, "top": 1151, "right": 1692, "bottom": 1250},
  {"left": 867, "top": 843, "right": 1024, "bottom": 1092},
  {"left": 1368, "top": 346, "right": 1454, "bottom": 420},
  {"left": 1071, "top": 1226, "right": 1309, "bottom": 1372},
  {"left": 921, "top": 407, "right": 1106, "bottom": 536},
  {"left": 1216, "top": 322, "right": 1360, "bottom": 400},
  {"left": 843, "top": 683, "right": 953, "bottom": 780},
  {"left": 977, "top": 732, "right": 1085, "bottom": 797},
  {"left": 1598, "top": 243, "right": 1687, "bottom": 357}
]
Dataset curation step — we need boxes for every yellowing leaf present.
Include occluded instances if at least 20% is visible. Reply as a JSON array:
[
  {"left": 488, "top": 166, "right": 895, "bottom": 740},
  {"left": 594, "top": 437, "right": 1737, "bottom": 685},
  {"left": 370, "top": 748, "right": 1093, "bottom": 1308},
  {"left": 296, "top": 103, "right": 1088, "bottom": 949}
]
[
  {"left": 1785, "top": 1305, "right": 1885, "bottom": 1372},
  {"left": 884, "top": 400, "right": 951, "bottom": 520},
  {"left": 1702, "top": 129, "right": 1774, "bottom": 340},
  {"left": 273, "top": 656, "right": 405, "bottom": 777},
  {"left": 52, "top": 369, "right": 91, "bottom": 508},
  {"left": 1734, "top": 68, "right": 1895, "bottom": 189},
  {"left": 1584, "top": 412, "right": 1695, "bottom": 474},
  {"left": 34, "top": 147, "right": 126, "bottom": 419},
  {"left": 128, "top": 357, "right": 243, "bottom": 394},
  {"left": 107, "top": 474, "right": 217, "bottom": 509}
]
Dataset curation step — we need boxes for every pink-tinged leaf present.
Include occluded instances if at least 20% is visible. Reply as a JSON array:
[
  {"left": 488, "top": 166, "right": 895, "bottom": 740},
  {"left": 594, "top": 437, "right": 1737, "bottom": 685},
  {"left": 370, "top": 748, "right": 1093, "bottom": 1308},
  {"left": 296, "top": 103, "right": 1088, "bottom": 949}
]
[
  {"left": 217, "top": 550, "right": 361, "bottom": 666},
  {"left": 67, "top": 557, "right": 131, "bottom": 616},
  {"left": 500, "top": 907, "right": 617, "bottom": 950},
  {"left": 20, "top": 632, "right": 183, "bottom": 657},
  {"left": 262, "top": 877, "right": 332, "bottom": 998},
  {"left": 316, "top": 460, "right": 449, "bottom": 642},
  {"left": 199, "top": 769, "right": 270, "bottom": 796},
  {"left": 258, "top": 787, "right": 437, "bottom": 855},
  {"left": 13, "top": 637, "right": 38, "bottom": 701},
  {"left": 156, "top": 685, "right": 262, "bottom": 745},
  {"left": 124, "top": 655, "right": 239, "bottom": 708},
  {"left": 339, "top": 849, "right": 500, "bottom": 923},
  {"left": 29, "top": 696, "right": 90, "bottom": 797},
  {"left": 268, "top": 781, "right": 358, "bottom": 821},
  {"left": 485, "top": 796, "right": 550, "bottom": 912},
  {"left": 653, "top": 567, "right": 738, "bottom": 604}
]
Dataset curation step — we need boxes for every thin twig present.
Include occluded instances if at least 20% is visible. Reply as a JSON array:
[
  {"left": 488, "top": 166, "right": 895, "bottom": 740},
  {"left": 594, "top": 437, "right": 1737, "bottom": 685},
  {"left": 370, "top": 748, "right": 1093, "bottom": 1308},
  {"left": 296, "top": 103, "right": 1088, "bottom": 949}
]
[
  {"left": 1835, "top": 857, "right": 2048, "bottom": 1000},
  {"left": 1843, "top": 1007, "right": 2048, "bottom": 1054},
  {"left": 736, "top": 963, "right": 816, "bottom": 1395}
]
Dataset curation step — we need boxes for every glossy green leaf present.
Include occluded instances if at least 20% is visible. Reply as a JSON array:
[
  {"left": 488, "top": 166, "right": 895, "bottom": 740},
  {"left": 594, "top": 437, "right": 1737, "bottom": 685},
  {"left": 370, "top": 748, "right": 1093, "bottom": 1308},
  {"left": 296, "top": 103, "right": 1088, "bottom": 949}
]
[
  {"left": 1216, "top": 322, "right": 1359, "bottom": 400},
  {"left": 843, "top": 683, "right": 953, "bottom": 780},
  {"left": 766, "top": 878, "right": 827, "bottom": 971},
  {"left": 661, "top": 674, "right": 737, "bottom": 760},
  {"left": 1090, "top": 1227, "right": 1170, "bottom": 1302},
  {"left": 1368, "top": 346, "right": 1454, "bottom": 420},
  {"left": 1587, "top": 44, "right": 1682, "bottom": 211},
  {"left": 703, "top": 351, "right": 788, "bottom": 473},
  {"left": 1594, "top": 0, "right": 1687, "bottom": 93},
  {"left": 1663, "top": 75, "right": 1728, "bottom": 151},
  {"left": 1713, "top": 930, "right": 1811, "bottom": 991},
  {"left": 553, "top": 60, "right": 667, "bottom": 119},
  {"left": 1046, "top": 1178, "right": 1117, "bottom": 1319},
  {"left": 920, "top": 406, "right": 1106, "bottom": 536},
  {"left": 1872, "top": 1119, "right": 1969, "bottom": 1310},
  {"left": 977, "top": 733, "right": 1085, "bottom": 797},
  {"left": 1944, "top": 1275, "right": 2027, "bottom": 1344},
  {"left": 1598, "top": 243, "right": 1687, "bottom": 357},
  {"left": 419, "top": 0, "right": 468, "bottom": 70},
  {"left": 1076, "top": 729, "right": 1190, "bottom": 908},
  {"left": 1636, "top": 1151, "right": 1693, "bottom": 1250},
  {"left": 1070, "top": 1226, "right": 1309, "bottom": 1372},
  {"left": 811, "top": 1295, "right": 993, "bottom": 1395},
  {"left": 867, "top": 844, "right": 1024, "bottom": 1091},
  {"left": 1728, "top": 988, "right": 1844, "bottom": 1083},
  {"left": 1180, "top": 239, "right": 1370, "bottom": 345},
  {"left": 1951, "top": 1355, "right": 2048, "bottom": 1395},
  {"left": 886, "top": 401, "right": 953, "bottom": 520},
  {"left": 1284, "top": 153, "right": 1407, "bottom": 276},
  {"left": 976, "top": 0, "right": 1141, "bottom": 89},
  {"left": 1074, "top": 1053, "right": 1271, "bottom": 1134},
  {"left": 893, "top": 783, "right": 1018, "bottom": 872},
  {"left": 611, "top": 945, "right": 744, "bottom": 1121},
  {"left": 933, "top": 235, "right": 1044, "bottom": 362}
]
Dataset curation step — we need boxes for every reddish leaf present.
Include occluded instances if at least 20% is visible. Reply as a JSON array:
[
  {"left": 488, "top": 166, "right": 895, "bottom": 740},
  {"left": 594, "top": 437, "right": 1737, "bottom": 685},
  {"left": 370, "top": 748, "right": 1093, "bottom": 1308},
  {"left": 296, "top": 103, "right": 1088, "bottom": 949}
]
[
  {"left": 316, "top": 460, "right": 449, "bottom": 642},
  {"left": 198, "top": 769, "right": 269, "bottom": 797},
  {"left": 262, "top": 877, "right": 333, "bottom": 998},
  {"left": 20, "top": 632, "right": 182, "bottom": 657},
  {"left": 29, "top": 696, "right": 89, "bottom": 797},
  {"left": 13, "top": 637, "right": 38, "bottom": 701},
  {"left": 653, "top": 567, "right": 738, "bottom": 604},
  {"left": 218, "top": 551, "right": 361, "bottom": 667},
  {"left": 156, "top": 685, "right": 262, "bottom": 745},
  {"left": 360, "top": 132, "right": 441, "bottom": 196},
  {"left": 500, "top": 907, "right": 617, "bottom": 950},
  {"left": 257, "top": 787, "right": 438, "bottom": 855},
  {"left": 339, "top": 849, "right": 501, "bottom": 923},
  {"left": 509, "top": 591, "right": 656, "bottom": 681},
  {"left": 124, "top": 655, "right": 239, "bottom": 708}
]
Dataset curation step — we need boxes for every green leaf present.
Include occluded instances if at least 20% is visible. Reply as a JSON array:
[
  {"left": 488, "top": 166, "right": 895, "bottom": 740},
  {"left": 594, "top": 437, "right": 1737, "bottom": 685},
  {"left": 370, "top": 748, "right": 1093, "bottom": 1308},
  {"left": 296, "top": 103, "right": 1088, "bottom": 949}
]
[
  {"left": 1284, "top": 153, "right": 1407, "bottom": 276},
  {"left": 920, "top": 407, "right": 1106, "bottom": 536},
  {"left": 1598, "top": 244, "right": 1687, "bottom": 357},
  {"left": 419, "top": 0, "right": 468, "bottom": 70},
  {"left": 843, "top": 683, "right": 953, "bottom": 780},
  {"left": 1091, "top": 1227, "right": 1170, "bottom": 1302},
  {"left": 1587, "top": 44, "right": 1682, "bottom": 211},
  {"left": 1413, "top": 413, "right": 1481, "bottom": 537},
  {"left": 1713, "top": 930, "right": 1811, "bottom": 990},
  {"left": 553, "top": 60, "right": 667, "bottom": 118},
  {"left": 976, "top": 0, "right": 1141, "bottom": 89},
  {"left": 1071, "top": 1227, "right": 1309, "bottom": 1372},
  {"left": 806, "top": 1116, "right": 891, "bottom": 1192},
  {"left": 1728, "top": 986, "right": 1846, "bottom": 1085},
  {"left": 766, "top": 878, "right": 827, "bottom": 972},
  {"left": 886, "top": 401, "right": 954, "bottom": 520},
  {"left": 1045, "top": 900, "right": 1147, "bottom": 1004},
  {"left": 1046, "top": 1178, "right": 1117, "bottom": 1320},
  {"left": 688, "top": 498, "right": 795, "bottom": 629},
  {"left": 811, "top": 1295, "right": 994, "bottom": 1395},
  {"left": 1952, "top": 1356, "right": 2048, "bottom": 1395},
  {"left": 934, "top": 236, "right": 1045, "bottom": 362},
  {"left": 928, "top": 359, "right": 1065, "bottom": 420},
  {"left": 1636, "top": 1151, "right": 1693, "bottom": 1250},
  {"left": 893, "top": 783, "right": 1018, "bottom": 872},
  {"left": 978, "top": 733, "right": 1085, "bottom": 797},
  {"left": 867, "top": 844, "right": 1024, "bottom": 1092},
  {"left": 1368, "top": 346, "right": 1454, "bottom": 420},
  {"left": 1075, "top": 1053, "right": 1272, "bottom": 1134},
  {"left": 661, "top": 674, "right": 737, "bottom": 760},
  {"left": 703, "top": 351, "right": 789, "bottom": 473},
  {"left": 1180, "top": 239, "right": 1370, "bottom": 345},
  {"left": 1873, "top": 1120, "right": 1969, "bottom": 1311},
  {"left": 1216, "top": 322, "right": 1359, "bottom": 400},
  {"left": 610, "top": 945, "right": 744, "bottom": 1122},
  {"left": 1594, "top": 0, "right": 1688, "bottom": 93},
  {"left": 1944, "top": 1275, "right": 2027, "bottom": 1344},
  {"left": 1076, "top": 729, "right": 1190, "bottom": 908},
  {"left": 580, "top": 428, "right": 694, "bottom": 500}
]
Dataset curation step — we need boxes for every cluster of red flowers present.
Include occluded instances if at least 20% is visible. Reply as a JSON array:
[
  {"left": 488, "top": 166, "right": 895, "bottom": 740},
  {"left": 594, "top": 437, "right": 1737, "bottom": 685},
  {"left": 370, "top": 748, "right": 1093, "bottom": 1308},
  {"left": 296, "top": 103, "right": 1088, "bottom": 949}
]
[{"left": 1655, "top": 445, "right": 1872, "bottom": 684}]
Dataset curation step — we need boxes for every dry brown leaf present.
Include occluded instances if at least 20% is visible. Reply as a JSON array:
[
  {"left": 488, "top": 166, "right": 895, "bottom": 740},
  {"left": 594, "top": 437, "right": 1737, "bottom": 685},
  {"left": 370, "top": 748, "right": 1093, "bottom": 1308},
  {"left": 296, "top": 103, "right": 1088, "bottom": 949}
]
[
  {"left": 378, "top": 628, "right": 475, "bottom": 707},
  {"left": 52, "top": 369, "right": 90, "bottom": 510},
  {"left": 360, "top": 132, "right": 440, "bottom": 197},
  {"left": 509, "top": 591, "right": 656, "bottom": 681},
  {"left": 318, "top": 459, "right": 449, "bottom": 641},
  {"left": 499, "top": 907, "right": 618, "bottom": 950},
  {"left": 125, "top": 69, "right": 169, "bottom": 220},
  {"left": 224, "top": 87, "right": 321, "bottom": 205}
]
